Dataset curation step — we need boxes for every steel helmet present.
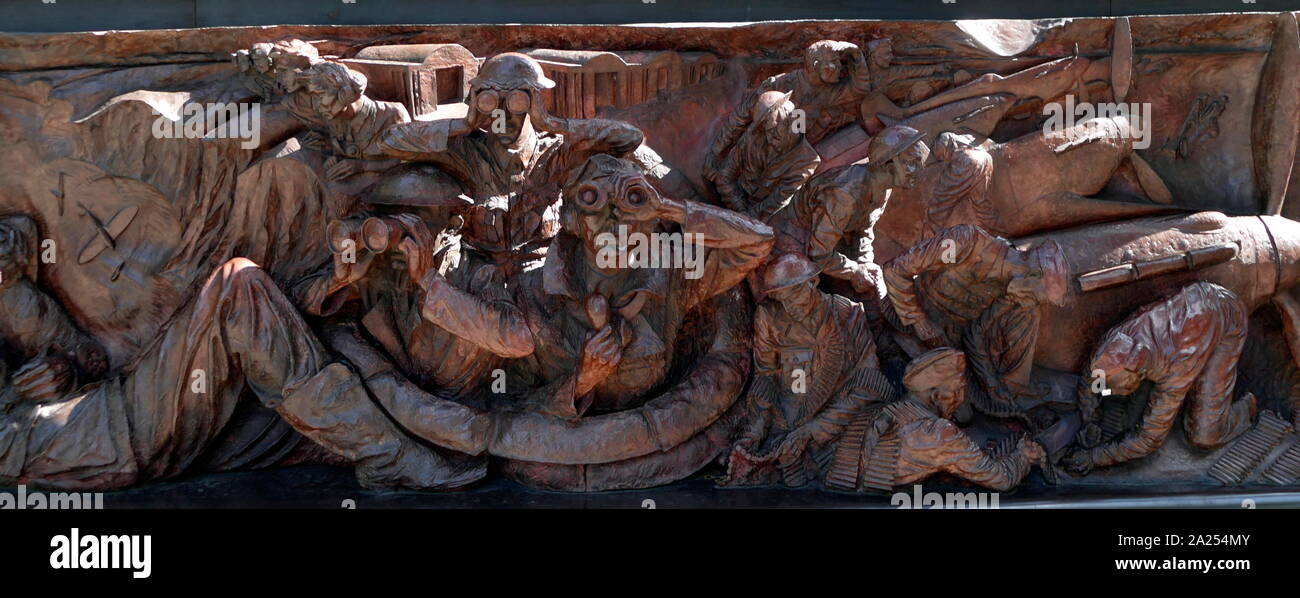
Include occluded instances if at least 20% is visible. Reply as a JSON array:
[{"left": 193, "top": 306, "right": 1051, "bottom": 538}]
[
  {"left": 469, "top": 52, "right": 556, "bottom": 91},
  {"left": 866, "top": 125, "right": 926, "bottom": 167}
]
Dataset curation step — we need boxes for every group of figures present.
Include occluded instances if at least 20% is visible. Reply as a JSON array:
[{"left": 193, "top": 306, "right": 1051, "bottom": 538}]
[{"left": 4, "top": 21, "right": 1300, "bottom": 496}]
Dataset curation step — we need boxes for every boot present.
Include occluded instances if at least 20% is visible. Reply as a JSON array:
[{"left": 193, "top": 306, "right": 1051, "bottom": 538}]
[{"left": 278, "top": 362, "right": 486, "bottom": 490}]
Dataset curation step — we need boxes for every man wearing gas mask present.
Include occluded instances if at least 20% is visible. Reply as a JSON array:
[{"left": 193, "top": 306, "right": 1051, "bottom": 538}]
[
  {"left": 381, "top": 52, "right": 670, "bottom": 278},
  {"left": 504, "top": 153, "right": 775, "bottom": 418}
]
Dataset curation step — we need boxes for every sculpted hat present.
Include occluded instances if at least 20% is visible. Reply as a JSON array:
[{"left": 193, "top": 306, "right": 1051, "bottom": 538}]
[
  {"left": 307, "top": 61, "right": 367, "bottom": 98},
  {"left": 366, "top": 163, "right": 473, "bottom": 208},
  {"left": 470, "top": 53, "right": 556, "bottom": 90},
  {"left": 867, "top": 125, "right": 926, "bottom": 166},
  {"left": 903, "top": 347, "right": 966, "bottom": 394},
  {"left": 763, "top": 253, "right": 821, "bottom": 293},
  {"left": 1029, "top": 239, "right": 1070, "bottom": 306},
  {"left": 750, "top": 90, "right": 795, "bottom": 125}
]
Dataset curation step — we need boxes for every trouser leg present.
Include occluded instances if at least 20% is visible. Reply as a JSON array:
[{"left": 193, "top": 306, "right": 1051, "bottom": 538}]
[{"left": 1183, "top": 323, "right": 1254, "bottom": 449}]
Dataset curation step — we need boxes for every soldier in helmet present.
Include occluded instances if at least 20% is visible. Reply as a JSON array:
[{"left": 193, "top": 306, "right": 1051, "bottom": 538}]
[
  {"left": 381, "top": 52, "right": 653, "bottom": 277},
  {"left": 705, "top": 39, "right": 874, "bottom": 179},
  {"left": 765, "top": 124, "right": 930, "bottom": 303},
  {"left": 291, "top": 176, "right": 535, "bottom": 403},
  {"left": 883, "top": 224, "right": 1069, "bottom": 421},
  {"left": 708, "top": 90, "right": 820, "bottom": 222},
  {"left": 1063, "top": 282, "right": 1257, "bottom": 475},
  {"left": 823, "top": 348, "right": 1047, "bottom": 493},
  {"left": 723, "top": 254, "right": 895, "bottom": 488}
]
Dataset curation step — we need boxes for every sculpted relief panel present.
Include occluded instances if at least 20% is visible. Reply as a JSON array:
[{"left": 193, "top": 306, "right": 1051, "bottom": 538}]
[{"left": 2, "top": 13, "right": 1300, "bottom": 499}]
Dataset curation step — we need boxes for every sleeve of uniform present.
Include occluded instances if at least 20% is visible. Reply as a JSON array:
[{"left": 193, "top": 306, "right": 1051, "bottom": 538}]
[
  {"left": 380, "top": 117, "right": 452, "bottom": 156},
  {"left": 851, "top": 60, "right": 874, "bottom": 96},
  {"left": 290, "top": 263, "right": 359, "bottom": 318},
  {"left": 554, "top": 117, "right": 646, "bottom": 175},
  {"left": 353, "top": 101, "right": 412, "bottom": 158},
  {"left": 681, "top": 201, "right": 775, "bottom": 311},
  {"left": 920, "top": 419, "right": 1033, "bottom": 491},
  {"left": 807, "top": 389, "right": 866, "bottom": 445},
  {"left": 805, "top": 186, "right": 861, "bottom": 280},
  {"left": 754, "top": 143, "right": 821, "bottom": 221},
  {"left": 740, "top": 316, "right": 780, "bottom": 446},
  {"left": 883, "top": 224, "right": 984, "bottom": 327},
  {"left": 419, "top": 272, "right": 536, "bottom": 358},
  {"left": 714, "top": 150, "right": 745, "bottom": 212},
  {"left": 752, "top": 309, "right": 781, "bottom": 378}
]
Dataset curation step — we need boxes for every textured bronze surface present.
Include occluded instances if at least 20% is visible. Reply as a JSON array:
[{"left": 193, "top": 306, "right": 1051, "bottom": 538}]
[{"left": 2, "top": 13, "right": 1300, "bottom": 497}]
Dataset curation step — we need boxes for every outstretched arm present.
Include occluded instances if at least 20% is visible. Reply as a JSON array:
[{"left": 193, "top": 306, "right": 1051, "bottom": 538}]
[
  {"left": 416, "top": 270, "right": 535, "bottom": 358},
  {"left": 1086, "top": 382, "right": 1186, "bottom": 468},
  {"left": 653, "top": 198, "right": 774, "bottom": 310},
  {"left": 899, "top": 418, "right": 1037, "bottom": 491}
]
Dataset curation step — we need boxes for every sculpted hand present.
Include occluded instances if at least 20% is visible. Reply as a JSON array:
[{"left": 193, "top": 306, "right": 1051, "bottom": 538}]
[
  {"left": 1020, "top": 437, "right": 1047, "bottom": 462},
  {"left": 324, "top": 156, "right": 355, "bottom": 183},
  {"left": 912, "top": 317, "right": 945, "bottom": 348},
  {"left": 850, "top": 262, "right": 884, "bottom": 296},
  {"left": 848, "top": 45, "right": 868, "bottom": 71},
  {"left": 13, "top": 354, "right": 74, "bottom": 404},
  {"left": 775, "top": 425, "right": 814, "bottom": 467},
  {"left": 391, "top": 214, "right": 439, "bottom": 283},
  {"left": 332, "top": 245, "right": 377, "bottom": 288},
  {"left": 1077, "top": 422, "right": 1104, "bottom": 449},
  {"left": 459, "top": 89, "right": 491, "bottom": 134},
  {"left": 301, "top": 130, "right": 329, "bottom": 152},
  {"left": 576, "top": 325, "right": 623, "bottom": 397},
  {"left": 1062, "top": 448, "right": 1094, "bottom": 477}
]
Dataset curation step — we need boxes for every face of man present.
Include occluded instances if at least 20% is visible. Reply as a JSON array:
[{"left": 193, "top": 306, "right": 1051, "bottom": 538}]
[
  {"left": 770, "top": 278, "right": 820, "bottom": 317},
  {"left": 888, "top": 141, "right": 931, "bottom": 190},
  {"left": 760, "top": 106, "right": 798, "bottom": 150},
  {"left": 870, "top": 42, "right": 894, "bottom": 71},
  {"left": 309, "top": 76, "right": 350, "bottom": 118},
  {"left": 807, "top": 46, "right": 844, "bottom": 85},
  {"left": 474, "top": 87, "right": 534, "bottom": 148},
  {"left": 566, "top": 166, "right": 659, "bottom": 260},
  {"left": 497, "top": 109, "right": 530, "bottom": 148},
  {"left": 931, "top": 381, "right": 966, "bottom": 419}
]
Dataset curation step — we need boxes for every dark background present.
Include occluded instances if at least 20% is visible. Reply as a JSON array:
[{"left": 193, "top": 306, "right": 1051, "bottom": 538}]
[{"left": 2, "top": 0, "right": 1300, "bottom": 34}]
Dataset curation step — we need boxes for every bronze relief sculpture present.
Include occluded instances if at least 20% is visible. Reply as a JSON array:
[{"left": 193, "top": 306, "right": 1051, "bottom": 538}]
[{"left": 5, "top": 12, "right": 1300, "bottom": 503}]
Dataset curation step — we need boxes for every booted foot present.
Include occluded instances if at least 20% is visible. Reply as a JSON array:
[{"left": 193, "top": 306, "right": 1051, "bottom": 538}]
[{"left": 355, "top": 441, "right": 487, "bottom": 491}]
